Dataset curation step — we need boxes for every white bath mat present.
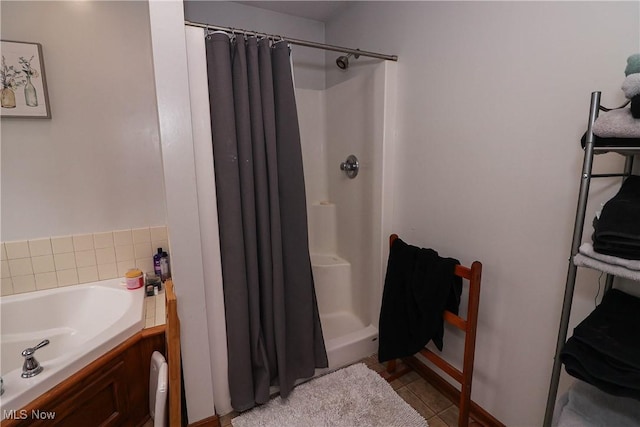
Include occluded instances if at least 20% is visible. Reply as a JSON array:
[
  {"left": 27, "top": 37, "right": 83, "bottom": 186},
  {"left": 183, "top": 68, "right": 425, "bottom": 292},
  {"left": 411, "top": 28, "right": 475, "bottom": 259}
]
[{"left": 232, "top": 363, "right": 428, "bottom": 427}]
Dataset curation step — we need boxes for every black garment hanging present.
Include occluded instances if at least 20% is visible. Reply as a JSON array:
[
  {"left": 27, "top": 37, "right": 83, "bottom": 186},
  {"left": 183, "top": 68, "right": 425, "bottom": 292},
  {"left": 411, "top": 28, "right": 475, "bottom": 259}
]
[{"left": 378, "top": 237, "right": 462, "bottom": 363}]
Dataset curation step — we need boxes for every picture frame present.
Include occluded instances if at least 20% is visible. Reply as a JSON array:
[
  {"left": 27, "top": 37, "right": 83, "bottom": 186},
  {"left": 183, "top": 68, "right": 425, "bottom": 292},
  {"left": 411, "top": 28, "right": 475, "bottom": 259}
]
[{"left": 1, "top": 40, "right": 51, "bottom": 118}]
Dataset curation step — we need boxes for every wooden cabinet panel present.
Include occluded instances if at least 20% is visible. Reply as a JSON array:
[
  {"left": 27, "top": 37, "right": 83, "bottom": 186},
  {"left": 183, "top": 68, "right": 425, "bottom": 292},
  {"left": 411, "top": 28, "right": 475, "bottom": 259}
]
[{"left": 51, "top": 360, "right": 128, "bottom": 426}]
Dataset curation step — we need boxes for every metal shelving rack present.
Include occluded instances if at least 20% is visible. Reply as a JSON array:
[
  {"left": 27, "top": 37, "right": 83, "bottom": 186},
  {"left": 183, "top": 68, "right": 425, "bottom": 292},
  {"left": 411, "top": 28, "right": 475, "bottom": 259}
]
[{"left": 542, "top": 91, "right": 639, "bottom": 427}]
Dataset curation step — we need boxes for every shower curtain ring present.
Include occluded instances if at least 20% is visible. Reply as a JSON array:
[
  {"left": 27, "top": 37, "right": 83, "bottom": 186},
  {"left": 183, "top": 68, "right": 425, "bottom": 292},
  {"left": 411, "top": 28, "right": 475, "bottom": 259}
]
[{"left": 272, "top": 34, "right": 286, "bottom": 47}]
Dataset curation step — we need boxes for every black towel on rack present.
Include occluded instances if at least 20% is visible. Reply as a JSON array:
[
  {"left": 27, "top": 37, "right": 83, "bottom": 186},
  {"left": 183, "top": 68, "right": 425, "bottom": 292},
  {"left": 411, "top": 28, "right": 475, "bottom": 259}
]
[
  {"left": 593, "top": 175, "right": 640, "bottom": 259},
  {"left": 573, "top": 289, "right": 640, "bottom": 370},
  {"left": 377, "top": 237, "right": 462, "bottom": 363},
  {"left": 631, "top": 95, "right": 640, "bottom": 119},
  {"left": 593, "top": 216, "right": 640, "bottom": 260},
  {"left": 561, "top": 338, "right": 640, "bottom": 400},
  {"left": 580, "top": 132, "right": 640, "bottom": 150},
  {"left": 560, "top": 289, "right": 640, "bottom": 400}
]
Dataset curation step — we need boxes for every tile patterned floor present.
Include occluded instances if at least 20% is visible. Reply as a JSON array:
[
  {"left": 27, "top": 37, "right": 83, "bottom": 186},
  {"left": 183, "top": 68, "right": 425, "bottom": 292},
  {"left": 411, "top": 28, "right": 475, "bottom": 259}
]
[{"left": 219, "top": 353, "right": 482, "bottom": 427}]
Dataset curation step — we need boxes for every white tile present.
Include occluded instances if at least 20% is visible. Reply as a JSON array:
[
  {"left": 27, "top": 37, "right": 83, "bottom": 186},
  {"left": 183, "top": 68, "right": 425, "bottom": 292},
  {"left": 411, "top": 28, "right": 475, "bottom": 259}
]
[
  {"left": 1, "top": 277, "right": 14, "bottom": 296},
  {"left": 93, "top": 232, "right": 114, "bottom": 249},
  {"left": 1, "top": 243, "right": 7, "bottom": 260},
  {"left": 115, "top": 245, "right": 135, "bottom": 262},
  {"left": 146, "top": 299, "right": 155, "bottom": 319},
  {"left": 136, "top": 257, "right": 154, "bottom": 274},
  {"left": 1, "top": 260, "right": 10, "bottom": 278},
  {"left": 145, "top": 316, "right": 156, "bottom": 328},
  {"left": 12, "top": 274, "right": 36, "bottom": 293},
  {"left": 35, "top": 272, "right": 58, "bottom": 290},
  {"left": 98, "top": 263, "right": 118, "bottom": 280},
  {"left": 72, "top": 234, "right": 94, "bottom": 251},
  {"left": 8, "top": 258, "right": 33, "bottom": 276},
  {"left": 32, "top": 255, "right": 56, "bottom": 274},
  {"left": 77, "top": 266, "right": 99, "bottom": 283},
  {"left": 134, "top": 242, "right": 152, "bottom": 259},
  {"left": 157, "top": 289, "right": 166, "bottom": 300},
  {"left": 75, "top": 250, "right": 96, "bottom": 268},
  {"left": 51, "top": 236, "right": 74, "bottom": 254},
  {"left": 155, "top": 297, "right": 166, "bottom": 325},
  {"left": 28, "top": 238, "right": 52, "bottom": 256},
  {"left": 117, "top": 261, "right": 136, "bottom": 276},
  {"left": 5, "top": 241, "right": 30, "bottom": 259},
  {"left": 150, "top": 226, "right": 168, "bottom": 242},
  {"left": 113, "top": 229, "right": 133, "bottom": 246},
  {"left": 57, "top": 269, "right": 79, "bottom": 287},
  {"left": 54, "top": 252, "right": 77, "bottom": 270},
  {"left": 95, "top": 247, "right": 116, "bottom": 265},
  {"left": 151, "top": 241, "right": 169, "bottom": 254},
  {"left": 132, "top": 227, "right": 151, "bottom": 244}
]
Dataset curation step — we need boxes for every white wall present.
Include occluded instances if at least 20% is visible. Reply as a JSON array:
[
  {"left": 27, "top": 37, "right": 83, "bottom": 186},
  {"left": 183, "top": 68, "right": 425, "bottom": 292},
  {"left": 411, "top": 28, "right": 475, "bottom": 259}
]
[
  {"left": 1, "top": 1, "right": 165, "bottom": 241},
  {"left": 325, "top": 2, "right": 639, "bottom": 425},
  {"left": 183, "top": 0, "right": 326, "bottom": 90}
]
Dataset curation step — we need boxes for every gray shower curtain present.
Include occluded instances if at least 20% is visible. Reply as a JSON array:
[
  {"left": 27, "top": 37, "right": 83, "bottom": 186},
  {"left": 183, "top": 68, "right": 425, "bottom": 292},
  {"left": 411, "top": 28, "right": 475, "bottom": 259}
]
[{"left": 205, "top": 33, "right": 328, "bottom": 412}]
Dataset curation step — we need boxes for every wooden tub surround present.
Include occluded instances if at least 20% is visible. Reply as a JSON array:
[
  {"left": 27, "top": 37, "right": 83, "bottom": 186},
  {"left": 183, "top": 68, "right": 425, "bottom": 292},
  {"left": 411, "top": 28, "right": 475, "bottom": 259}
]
[
  {"left": 164, "top": 279, "right": 183, "bottom": 427},
  {"left": 2, "top": 279, "right": 187, "bottom": 427}
]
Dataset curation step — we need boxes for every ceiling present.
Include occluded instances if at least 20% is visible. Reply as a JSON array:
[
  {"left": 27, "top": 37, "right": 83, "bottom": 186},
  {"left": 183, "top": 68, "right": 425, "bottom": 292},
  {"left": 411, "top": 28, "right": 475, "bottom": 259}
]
[{"left": 235, "top": 1, "right": 351, "bottom": 22}]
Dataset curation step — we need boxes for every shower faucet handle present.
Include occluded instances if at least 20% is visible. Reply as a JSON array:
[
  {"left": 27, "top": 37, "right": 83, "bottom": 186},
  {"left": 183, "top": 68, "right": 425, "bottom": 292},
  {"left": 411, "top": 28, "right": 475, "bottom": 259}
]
[
  {"left": 340, "top": 154, "right": 359, "bottom": 179},
  {"left": 21, "top": 339, "right": 49, "bottom": 378}
]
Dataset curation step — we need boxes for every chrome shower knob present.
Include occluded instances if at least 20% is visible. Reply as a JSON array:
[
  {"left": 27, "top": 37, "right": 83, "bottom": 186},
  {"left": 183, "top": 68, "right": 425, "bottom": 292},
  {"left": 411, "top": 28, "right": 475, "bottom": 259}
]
[{"left": 340, "top": 155, "right": 359, "bottom": 179}]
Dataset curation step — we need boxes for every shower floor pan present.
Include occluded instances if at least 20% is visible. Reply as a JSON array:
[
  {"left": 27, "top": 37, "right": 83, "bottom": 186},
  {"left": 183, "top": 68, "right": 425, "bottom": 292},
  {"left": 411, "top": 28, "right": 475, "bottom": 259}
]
[{"left": 312, "top": 254, "right": 379, "bottom": 369}]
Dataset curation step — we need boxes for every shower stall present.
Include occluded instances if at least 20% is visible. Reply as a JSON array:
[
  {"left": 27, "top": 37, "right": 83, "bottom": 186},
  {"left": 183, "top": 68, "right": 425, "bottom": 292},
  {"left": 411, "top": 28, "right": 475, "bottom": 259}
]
[{"left": 297, "top": 61, "right": 397, "bottom": 369}]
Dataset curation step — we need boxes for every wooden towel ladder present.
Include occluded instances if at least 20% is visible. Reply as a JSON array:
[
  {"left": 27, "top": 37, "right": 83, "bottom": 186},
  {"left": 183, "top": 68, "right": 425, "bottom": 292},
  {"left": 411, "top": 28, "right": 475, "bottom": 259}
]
[{"left": 385, "top": 234, "right": 482, "bottom": 427}]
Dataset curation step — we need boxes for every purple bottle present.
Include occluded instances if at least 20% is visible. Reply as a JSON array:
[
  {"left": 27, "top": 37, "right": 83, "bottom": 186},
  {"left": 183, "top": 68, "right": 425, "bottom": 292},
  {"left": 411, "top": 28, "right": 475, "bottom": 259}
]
[{"left": 153, "top": 248, "right": 163, "bottom": 278}]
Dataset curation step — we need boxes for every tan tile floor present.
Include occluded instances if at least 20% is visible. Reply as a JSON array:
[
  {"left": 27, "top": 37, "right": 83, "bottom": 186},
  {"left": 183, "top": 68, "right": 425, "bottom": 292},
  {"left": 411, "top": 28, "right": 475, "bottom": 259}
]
[{"left": 219, "top": 353, "right": 482, "bottom": 427}]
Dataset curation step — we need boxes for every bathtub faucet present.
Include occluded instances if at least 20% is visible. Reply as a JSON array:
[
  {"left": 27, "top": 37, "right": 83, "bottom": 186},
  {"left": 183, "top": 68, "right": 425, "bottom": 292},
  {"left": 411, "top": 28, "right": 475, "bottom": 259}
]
[{"left": 21, "top": 339, "right": 50, "bottom": 378}]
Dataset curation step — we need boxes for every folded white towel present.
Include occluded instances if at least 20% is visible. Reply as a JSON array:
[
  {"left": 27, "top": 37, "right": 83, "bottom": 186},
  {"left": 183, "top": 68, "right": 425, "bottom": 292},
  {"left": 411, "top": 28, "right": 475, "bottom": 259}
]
[
  {"left": 592, "top": 108, "right": 640, "bottom": 138},
  {"left": 574, "top": 253, "right": 640, "bottom": 282},
  {"left": 579, "top": 243, "right": 640, "bottom": 271},
  {"left": 622, "top": 73, "right": 640, "bottom": 99}
]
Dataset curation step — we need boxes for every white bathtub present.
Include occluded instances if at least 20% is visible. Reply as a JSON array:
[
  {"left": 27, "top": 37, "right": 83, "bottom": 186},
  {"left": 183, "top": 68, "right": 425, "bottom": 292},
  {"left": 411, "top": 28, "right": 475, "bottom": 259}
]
[{"left": 0, "top": 279, "right": 145, "bottom": 414}]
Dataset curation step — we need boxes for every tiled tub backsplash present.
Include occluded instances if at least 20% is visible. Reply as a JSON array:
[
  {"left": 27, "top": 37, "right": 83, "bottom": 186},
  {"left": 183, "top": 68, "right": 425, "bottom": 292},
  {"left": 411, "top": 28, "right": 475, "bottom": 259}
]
[{"left": 0, "top": 226, "right": 168, "bottom": 296}]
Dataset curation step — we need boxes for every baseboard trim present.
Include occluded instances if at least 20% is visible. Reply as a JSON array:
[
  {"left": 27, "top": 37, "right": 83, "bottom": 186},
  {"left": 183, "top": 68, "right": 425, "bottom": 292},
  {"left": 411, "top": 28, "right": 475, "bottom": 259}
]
[
  {"left": 188, "top": 414, "right": 220, "bottom": 427},
  {"left": 404, "top": 356, "right": 505, "bottom": 427}
]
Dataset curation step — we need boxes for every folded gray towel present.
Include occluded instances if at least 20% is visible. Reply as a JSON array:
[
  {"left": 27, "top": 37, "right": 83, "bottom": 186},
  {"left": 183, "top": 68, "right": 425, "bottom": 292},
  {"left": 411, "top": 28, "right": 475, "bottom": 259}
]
[
  {"left": 579, "top": 243, "right": 640, "bottom": 271},
  {"left": 574, "top": 253, "right": 640, "bottom": 281},
  {"left": 592, "top": 108, "right": 640, "bottom": 138},
  {"left": 622, "top": 73, "right": 640, "bottom": 99},
  {"left": 564, "top": 380, "right": 640, "bottom": 427}
]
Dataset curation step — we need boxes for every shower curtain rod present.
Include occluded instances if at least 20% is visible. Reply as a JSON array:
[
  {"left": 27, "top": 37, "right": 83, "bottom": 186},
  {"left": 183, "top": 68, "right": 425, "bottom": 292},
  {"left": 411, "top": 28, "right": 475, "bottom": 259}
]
[{"left": 185, "top": 20, "right": 398, "bottom": 62}]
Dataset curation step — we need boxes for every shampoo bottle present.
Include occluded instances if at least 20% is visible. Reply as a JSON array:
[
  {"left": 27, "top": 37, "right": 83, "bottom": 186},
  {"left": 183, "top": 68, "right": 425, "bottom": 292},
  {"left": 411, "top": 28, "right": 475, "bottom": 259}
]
[
  {"left": 160, "top": 251, "right": 170, "bottom": 282},
  {"left": 154, "top": 248, "right": 163, "bottom": 278}
]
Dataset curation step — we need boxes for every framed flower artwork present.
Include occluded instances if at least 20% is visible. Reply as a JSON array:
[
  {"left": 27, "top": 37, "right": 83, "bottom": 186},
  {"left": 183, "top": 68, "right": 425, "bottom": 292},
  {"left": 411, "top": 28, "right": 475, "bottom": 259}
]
[{"left": 1, "top": 40, "right": 51, "bottom": 118}]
